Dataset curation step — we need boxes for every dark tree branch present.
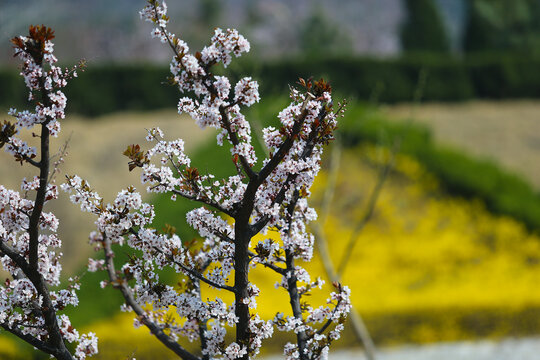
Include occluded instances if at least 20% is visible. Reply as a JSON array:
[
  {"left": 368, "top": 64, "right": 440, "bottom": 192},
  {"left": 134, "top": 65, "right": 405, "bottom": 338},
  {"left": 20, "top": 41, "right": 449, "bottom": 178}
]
[
  {"left": 144, "top": 133, "right": 236, "bottom": 217},
  {"left": 193, "top": 280, "right": 210, "bottom": 360},
  {"left": 27, "top": 121, "right": 49, "bottom": 271},
  {"left": 11, "top": 66, "right": 75, "bottom": 360},
  {"left": 250, "top": 107, "right": 323, "bottom": 235},
  {"left": 151, "top": 246, "right": 236, "bottom": 293},
  {"left": 28, "top": 73, "right": 54, "bottom": 273},
  {"left": 102, "top": 232, "right": 201, "bottom": 360},
  {"left": 282, "top": 189, "right": 309, "bottom": 360},
  {"left": 25, "top": 157, "right": 41, "bottom": 168},
  {"left": 125, "top": 228, "right": 235, "bottom": 292},
  {"left": 154, "top": 1, "right": 256, "bottom": 181},
  {"left": 248, "top": 250, "right": 286, "bottom": 275},
  {"left": 150, "top": 174, "right": 235, "bottom": 218},
  {"left": 0, "top": 241, "right": 30, "bottom": 273},
  {"left": 12, "top": 272, "right": 44, "bottom": 319},
  {"left": 315, "top": 301, "right": 343, "bottom": 336},
  {"left": 285, "top": 250, "right": 308, "bottom": 360},
  {"left": 1, "top": 323, "right": 58, "bottom": 356},
  {"left": 170, "top": 188, "right": 235, "bottom": 218}
]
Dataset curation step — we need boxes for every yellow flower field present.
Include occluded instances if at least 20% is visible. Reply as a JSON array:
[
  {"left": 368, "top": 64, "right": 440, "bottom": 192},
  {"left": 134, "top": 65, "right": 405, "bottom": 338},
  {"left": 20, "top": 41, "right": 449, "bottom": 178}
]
[{"left": 307, "top": 146, "right": 540, "bottom": 344}]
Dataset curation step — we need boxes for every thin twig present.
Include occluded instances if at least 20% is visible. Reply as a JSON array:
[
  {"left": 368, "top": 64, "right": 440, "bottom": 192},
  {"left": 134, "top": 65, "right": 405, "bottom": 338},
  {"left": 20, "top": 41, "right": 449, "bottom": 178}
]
[
  {"left": 248, "top": 250, "right": 286, "bottom": 275},
  {"left": 312, "top": 222, "right": 377, "bottom": 359},
  {"left": 336, "top": 69, "right": 427, "bottom": 278},
  {"left": 48, "top": 131, "right": 72, "bottom": 183},
  {"left": 336, "top": 150, "right": 394, "bottom": 278},
  {"left": 311, "top": 140, "right": 377, "bottom": 360},
  {"left": 319, "top": 137, "right": 342, "bottom": 225},
  {"left": 152, "top": 246, "right": 236, "bottom": 293}
]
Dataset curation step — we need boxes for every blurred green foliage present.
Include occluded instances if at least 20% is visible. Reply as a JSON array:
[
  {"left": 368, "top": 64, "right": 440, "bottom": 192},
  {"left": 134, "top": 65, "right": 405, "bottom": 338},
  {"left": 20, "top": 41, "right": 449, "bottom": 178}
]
[
  {"left": 464, "top": 0, "right": 540, "bottom": 54},
  {"left": 0, "top": 70, "right": 26, "bottom": 111},
  {"left": 0, "top": 64, "right": 179, "bottom": 116},
  {"left": 299, "top": 6, "right": 352, "bottom": 58},
  {"left": 198, "top": 0, "right": 222, "bottom": 26},
  {"left": 64, "top": 64, "right": 179, "bottom": 116}
]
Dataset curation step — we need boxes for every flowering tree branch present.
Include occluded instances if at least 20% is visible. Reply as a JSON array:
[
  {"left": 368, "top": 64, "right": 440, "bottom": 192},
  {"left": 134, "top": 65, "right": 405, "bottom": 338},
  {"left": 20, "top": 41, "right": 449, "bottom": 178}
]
[
  {"left": 0, "top": 25, "right": 97, "bottom": 360},
  {"left": 1, "top": 322, "right": 58, "bottom": 355},
  {"left": 218, "top": 106, "right": 258, "bottom": 180},
  {"left": 101, "top": 232, "right": 201, "bottom": 360}
]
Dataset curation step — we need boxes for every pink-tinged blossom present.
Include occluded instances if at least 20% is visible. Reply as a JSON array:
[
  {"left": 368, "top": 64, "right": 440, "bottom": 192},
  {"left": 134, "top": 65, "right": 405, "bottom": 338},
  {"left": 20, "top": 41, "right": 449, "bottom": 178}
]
[
  {"left": 186, "top": 207, "right": 233, "bottom": 241},
  {"left": 4, "top": 137, "right": 37, "bottom": 161},
  {"left": 210, "top": 28, "right": 251, "bottom": 67},
  {"left": 87, "top": 259, "right": 105, "bottom": 273},
  {"left": 21, "top": 176, "right": 40, "bottom": 191},
  {"left": 61, "top": 176, "right": 102, "bottom": 214},
  {"left": 214, "top": 76, "right": 231, "bottom": 100},
  {"left": 224, "top": 342, "right": 247, "bottom": 359},
  {"left": 75, "top": 332, "right": 99, "bottom": 360},
  {"left": 234, "top": 77, "right": 259, "bottom": 107}
]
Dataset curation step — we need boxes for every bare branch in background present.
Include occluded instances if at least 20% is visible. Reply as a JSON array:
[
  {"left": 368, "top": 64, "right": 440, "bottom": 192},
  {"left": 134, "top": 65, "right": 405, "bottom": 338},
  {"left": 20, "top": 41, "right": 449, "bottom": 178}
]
[{"left": 311, "top": 138, "right": 377, "bottom": 360}]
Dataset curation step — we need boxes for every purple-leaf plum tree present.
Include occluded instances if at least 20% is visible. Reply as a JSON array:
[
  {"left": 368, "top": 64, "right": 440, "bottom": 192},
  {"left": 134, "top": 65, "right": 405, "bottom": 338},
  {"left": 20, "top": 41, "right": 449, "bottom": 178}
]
[{"left": 1, "top": 1, "right": 350, "bottom": 359}]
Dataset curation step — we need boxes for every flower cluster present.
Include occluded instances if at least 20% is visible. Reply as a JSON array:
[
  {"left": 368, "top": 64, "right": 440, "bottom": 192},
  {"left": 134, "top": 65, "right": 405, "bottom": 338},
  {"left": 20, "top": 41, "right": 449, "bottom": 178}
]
[
  {"left": 276, "top": 283, "right": 351, "bottom": 360},
  {"left": 141, "top": 1, "right": 258, "bottom": 168},
  {"left": 8, "top": 26, "right": 80, "bottom": 139}
]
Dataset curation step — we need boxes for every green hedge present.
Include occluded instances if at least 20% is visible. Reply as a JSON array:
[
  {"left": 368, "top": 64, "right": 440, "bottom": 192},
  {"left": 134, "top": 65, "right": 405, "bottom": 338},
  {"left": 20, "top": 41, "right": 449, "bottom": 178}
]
[
  {"left": 3, "top": 53, "right": 540, "bottom": 115},
  {"left": 0, "top": 64, "right": 178, "bottom": 116},
  {"left": 467, "top": 54, "right": 540, "bottom": 98},
  {"left": 252, "top": 55, "right": 474, "bottom": 102},
  {"left": 64, "top": 64, "right": 179, "bottom": 116},
  {"left": 340, "top": 105, "right": 540, "bottom": 231},
  {"left": 0, "top": 69, "right": 27, "bottom": 110}
]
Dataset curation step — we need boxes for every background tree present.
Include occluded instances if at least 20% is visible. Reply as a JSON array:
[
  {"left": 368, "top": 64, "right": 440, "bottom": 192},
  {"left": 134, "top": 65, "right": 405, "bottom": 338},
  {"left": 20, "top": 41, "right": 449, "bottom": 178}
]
[
  {"left": 400, "top": 0, "right": 451, "bottom": 53},
  {"left": 463, "top": 0, "right": 540, "bottom": 53}
]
